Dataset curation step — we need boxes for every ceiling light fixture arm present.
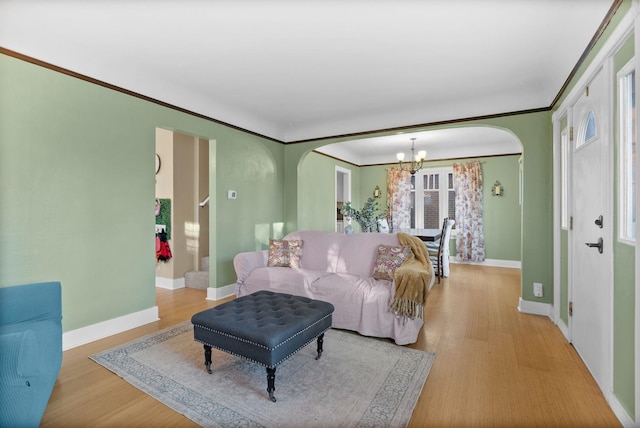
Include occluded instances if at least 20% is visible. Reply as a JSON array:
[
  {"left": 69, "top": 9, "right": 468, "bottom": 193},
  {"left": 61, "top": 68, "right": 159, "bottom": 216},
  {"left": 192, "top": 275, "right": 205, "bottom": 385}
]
[{"left": 396, "top": 137, "right": 427, "bottom": 175}]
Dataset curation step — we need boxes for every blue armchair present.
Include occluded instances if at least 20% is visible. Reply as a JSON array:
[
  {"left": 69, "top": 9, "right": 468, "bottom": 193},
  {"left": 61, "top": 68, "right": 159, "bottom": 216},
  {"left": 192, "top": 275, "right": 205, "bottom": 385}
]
[{"left": 0, "top": 282, "right": 62, "bottom": 427}]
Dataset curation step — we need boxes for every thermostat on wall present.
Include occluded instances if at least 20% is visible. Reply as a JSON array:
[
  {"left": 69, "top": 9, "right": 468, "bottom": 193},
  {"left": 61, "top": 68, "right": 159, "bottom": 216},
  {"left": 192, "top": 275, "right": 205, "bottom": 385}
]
[{"left": 228, "top": 190, "right": 237, "bottom": 199}]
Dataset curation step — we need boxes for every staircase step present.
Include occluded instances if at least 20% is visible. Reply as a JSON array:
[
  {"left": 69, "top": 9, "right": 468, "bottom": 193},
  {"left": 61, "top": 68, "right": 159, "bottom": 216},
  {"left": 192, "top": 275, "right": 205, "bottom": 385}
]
[{"left": 185, "top": 270, "right": 209, "bottom": 290}]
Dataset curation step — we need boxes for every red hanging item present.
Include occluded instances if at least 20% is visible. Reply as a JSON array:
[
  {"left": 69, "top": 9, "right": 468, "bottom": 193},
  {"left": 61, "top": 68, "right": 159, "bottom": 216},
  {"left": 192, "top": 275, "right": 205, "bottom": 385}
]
[{"left": 156, "top": 230, "right": 172, "bottom": 262}]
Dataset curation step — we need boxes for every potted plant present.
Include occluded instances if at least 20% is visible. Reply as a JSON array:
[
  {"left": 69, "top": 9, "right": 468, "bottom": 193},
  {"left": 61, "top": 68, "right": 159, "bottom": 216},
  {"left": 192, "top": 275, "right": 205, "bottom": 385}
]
[{"left": 341, "top": 197, "right": 388, "bottom": 233}]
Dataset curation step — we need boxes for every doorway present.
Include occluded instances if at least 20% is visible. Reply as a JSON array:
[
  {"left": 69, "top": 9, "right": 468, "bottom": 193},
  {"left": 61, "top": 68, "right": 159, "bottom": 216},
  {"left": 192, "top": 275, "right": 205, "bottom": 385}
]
[
  {"left": 569, "top": 67, "right": 613, "bottom": 393},
  {"left": 155, "top": 128, "right": 211, "bottom": 289},
  {"left": 335, "top": 166, "right": 351, "bottom": 233}
]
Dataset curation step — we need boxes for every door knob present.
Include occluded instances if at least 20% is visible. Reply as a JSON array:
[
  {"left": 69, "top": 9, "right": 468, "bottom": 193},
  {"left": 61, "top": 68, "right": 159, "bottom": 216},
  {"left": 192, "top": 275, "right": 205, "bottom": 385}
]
[
  {"left": 594, "top": 215, "right": 603, "bottom": 228},
  {"left": 585, "top": 237, "right": 603, "bottom": 254}
]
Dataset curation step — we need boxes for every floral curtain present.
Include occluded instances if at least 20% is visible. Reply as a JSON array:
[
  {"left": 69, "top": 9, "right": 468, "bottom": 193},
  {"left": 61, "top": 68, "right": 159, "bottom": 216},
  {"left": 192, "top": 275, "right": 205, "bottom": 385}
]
[
  {"left": 386, "top": 167, "right": 411, "bottom": 231},
  {"left": 453, "top": 161, "right": 485, "bottom": 262}
]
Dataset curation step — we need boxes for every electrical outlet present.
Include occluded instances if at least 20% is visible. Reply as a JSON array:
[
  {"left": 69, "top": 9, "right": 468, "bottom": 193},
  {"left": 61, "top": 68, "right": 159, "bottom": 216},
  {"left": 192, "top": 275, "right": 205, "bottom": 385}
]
[{"left": 533, "top": 282, "right": 543, "bottom": 298}]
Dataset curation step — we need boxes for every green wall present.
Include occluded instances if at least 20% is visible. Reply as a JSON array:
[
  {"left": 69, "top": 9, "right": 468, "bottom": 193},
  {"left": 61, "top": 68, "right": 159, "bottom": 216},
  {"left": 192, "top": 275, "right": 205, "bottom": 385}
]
[
  {"left": 358, "top": 165, "right": 387, "bottom": 211},
  {"left": 212, "top": 125, "right": 284, "bottom": 283},
  {"left": 286, "top": 114, "right": 553, "bottom": 304},
  {"left": 0, "top": 53, "right": 283, "bottom": 331},
  {"left": 612, "top": 32, "right": 636, "bottom": 419},
  {"left": 476, "top": 155, "right": 522, "bottom": 261},
  {"left": 297, "top": 153, "right": 360, "bottom": 231},
  {"left": 300, "top": 153, "right": 522, "bottom": 262}
]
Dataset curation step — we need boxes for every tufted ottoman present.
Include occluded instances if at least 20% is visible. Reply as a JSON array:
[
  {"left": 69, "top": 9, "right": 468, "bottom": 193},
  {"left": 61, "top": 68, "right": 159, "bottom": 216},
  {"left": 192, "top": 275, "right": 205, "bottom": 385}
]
[{"left": 191, "top": 290, "right": 334, "bottom": 402}]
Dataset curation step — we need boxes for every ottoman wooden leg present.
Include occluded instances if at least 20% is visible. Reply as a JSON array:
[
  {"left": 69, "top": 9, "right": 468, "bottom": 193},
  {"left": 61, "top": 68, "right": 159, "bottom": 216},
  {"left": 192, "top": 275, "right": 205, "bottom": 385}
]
[
  {"left": 316, "top": 333, "right": 324, "bottom": 360},
  {"left": 203, "top": 345, "right": 212, "bottom": 374},
  {"left": 266, "top": 367, "right": 277, "bottom": 402}
]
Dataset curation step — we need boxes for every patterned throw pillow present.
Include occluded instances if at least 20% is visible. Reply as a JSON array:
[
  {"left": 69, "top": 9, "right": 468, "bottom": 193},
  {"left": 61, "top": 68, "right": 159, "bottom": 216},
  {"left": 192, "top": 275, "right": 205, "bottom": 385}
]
[
  {"left": 268, "top": 239, "right": 303, "bottom": 268},
  {"left": 372, "top": 244, "right": 411, "bottom": 281}
]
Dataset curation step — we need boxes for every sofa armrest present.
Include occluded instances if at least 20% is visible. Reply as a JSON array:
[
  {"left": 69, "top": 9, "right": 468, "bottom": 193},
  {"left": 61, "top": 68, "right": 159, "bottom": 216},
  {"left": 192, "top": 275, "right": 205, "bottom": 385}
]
[
  {"left": 233, "top": 250, "right": 269, "bottom": 284},
  {"left": 0, "top": 282, "right": 62, "bottom": 326},
  {"left": 0, "top": 282, "right": 62, "bottom": 428}
]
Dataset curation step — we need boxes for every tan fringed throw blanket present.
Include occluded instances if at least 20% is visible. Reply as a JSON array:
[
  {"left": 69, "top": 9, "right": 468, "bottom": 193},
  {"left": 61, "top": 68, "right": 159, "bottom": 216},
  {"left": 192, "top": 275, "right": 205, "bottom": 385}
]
[{"left": 390, "top": 233, "right": 434, "bottom": 320}]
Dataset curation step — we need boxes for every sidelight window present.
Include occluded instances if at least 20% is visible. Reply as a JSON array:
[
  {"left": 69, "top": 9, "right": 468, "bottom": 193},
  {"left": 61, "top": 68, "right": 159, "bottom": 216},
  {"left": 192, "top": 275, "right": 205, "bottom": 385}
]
[{"left": 618, "top": 63, "right": 636, "bottom": 244}]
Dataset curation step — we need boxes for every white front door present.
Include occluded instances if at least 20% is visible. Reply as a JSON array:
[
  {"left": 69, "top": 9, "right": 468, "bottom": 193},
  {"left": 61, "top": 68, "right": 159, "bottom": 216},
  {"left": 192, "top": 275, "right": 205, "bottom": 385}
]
[{"left": 570, "top": 67, "right": 612, "bottom": 392}]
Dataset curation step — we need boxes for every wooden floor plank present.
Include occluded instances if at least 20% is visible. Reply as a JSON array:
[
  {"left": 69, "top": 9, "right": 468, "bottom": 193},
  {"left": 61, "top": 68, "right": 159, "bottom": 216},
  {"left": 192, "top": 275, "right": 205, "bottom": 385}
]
[
  {"left": 40, "top": 265, "right": 621, "bottom": 427},
  {"left": 407, "top": 265, "right": 620, "bottom": 428}
]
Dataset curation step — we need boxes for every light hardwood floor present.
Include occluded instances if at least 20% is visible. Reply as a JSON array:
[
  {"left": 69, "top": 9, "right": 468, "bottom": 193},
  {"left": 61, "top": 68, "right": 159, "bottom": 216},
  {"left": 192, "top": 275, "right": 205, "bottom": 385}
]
[{"left": 41, "top": 264, "right": 621, "bottom": 427}]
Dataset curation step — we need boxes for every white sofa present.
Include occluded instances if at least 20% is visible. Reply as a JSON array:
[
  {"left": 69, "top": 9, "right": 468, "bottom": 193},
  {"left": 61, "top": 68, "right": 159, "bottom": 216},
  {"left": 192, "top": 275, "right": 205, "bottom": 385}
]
[{"left": 233, "top": 230, "right": 434, "bottom": 345}]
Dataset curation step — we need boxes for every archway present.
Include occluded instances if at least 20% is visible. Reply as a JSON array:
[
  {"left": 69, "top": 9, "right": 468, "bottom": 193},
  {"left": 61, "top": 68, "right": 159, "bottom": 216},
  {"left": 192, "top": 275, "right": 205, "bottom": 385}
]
[{"left": 298, "top": 126, "right": 524, "bottom": 266}]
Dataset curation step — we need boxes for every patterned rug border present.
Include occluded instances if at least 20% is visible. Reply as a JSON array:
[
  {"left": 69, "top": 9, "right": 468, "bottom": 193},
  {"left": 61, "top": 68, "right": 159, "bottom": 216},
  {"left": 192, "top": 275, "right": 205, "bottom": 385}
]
[{"left": 90, "top": 321, "right": 435, "bottom": 428}]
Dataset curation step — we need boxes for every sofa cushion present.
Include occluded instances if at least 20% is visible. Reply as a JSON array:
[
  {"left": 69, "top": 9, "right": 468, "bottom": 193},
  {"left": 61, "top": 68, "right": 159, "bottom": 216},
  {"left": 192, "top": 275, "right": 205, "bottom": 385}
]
[
  {"left": 243, "top": 266, "right": 330, "bottom": 297},
  {"left": 283, "top": 231, "right": 402, "bottom": 277},
  {"left": 335, "top": 232, "right": 400, "bottom": 277},
  {"left": 268, "top": 239, "right": 303, "bottom": 268},
  {"left": 0, "top": 330, "right": 39, "bottom": 384},
  {"left": 372, "top": 244, "right": 411, "bottom": 281},
  {"left": 284, "top": 231, "right": 343, "bottom": 272},
  {"left": 309, "top": 273, "right": 394, "bottom": 332}
]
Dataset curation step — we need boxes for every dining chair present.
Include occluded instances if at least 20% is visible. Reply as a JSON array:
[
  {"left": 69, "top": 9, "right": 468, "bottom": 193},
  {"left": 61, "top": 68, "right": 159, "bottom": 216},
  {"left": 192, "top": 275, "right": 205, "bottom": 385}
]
[
  {"left": 427, "top": 218, "right": 455, "bottom": 283},
  {"left": 427, "top": 219, "right": 447, "bottom": 283}
]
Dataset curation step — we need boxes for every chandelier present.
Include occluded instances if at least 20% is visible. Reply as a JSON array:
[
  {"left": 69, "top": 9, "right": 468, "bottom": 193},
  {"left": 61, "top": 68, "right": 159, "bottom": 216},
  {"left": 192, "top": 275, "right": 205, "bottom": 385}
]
[{"left": 396, "top": 138, "right": 427, "bottom": 175}]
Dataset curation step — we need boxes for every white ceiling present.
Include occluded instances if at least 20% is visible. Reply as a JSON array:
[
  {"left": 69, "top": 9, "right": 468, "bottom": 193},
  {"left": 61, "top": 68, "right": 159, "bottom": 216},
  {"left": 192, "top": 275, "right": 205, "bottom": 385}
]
[
  {"left": 315, "top": 126, "right": 523, "bottom": 165},
  {"left": 0, "top": 0, "right": 616, "bottom": 162}
]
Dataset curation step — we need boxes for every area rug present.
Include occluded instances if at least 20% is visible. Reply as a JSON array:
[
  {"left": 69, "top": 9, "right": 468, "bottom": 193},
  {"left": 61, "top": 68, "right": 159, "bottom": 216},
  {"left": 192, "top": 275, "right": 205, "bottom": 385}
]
[{"left": 90, "top": 322, "right": 435, "bottom": 428}]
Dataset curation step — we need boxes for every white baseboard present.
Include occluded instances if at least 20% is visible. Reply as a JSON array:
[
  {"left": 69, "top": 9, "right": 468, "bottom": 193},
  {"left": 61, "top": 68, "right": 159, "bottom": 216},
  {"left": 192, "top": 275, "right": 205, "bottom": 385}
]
[
  {"left": 550, "top": 312, "right": 635, "bottom": 427},
  {"left": 62, "top": 306, "right": 159, "bottom": 350},
  {"left": 556, "top": 317, "right": 570, "bottom": 341},
  {"left": 155, "top": 276, "right": 185, "bottom": 290},
  {"left": 517, "top": 297, "right": 552, "bottom": 318},
  {"left": 606, "top": 391, "right": 635, "bottom": 427},
  {"left": 206, "top": 283, "right": 236, "bottom": 301},
  {"left": 450, "top": 258, "right": 521, "bottom": 269}
]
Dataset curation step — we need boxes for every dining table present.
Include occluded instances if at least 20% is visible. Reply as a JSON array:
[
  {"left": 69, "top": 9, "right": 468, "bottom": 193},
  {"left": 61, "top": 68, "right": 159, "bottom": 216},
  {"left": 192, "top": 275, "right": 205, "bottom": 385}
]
[{"left": 397, "top": 228, "right": 441, "bottom": 242}]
